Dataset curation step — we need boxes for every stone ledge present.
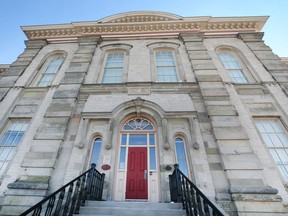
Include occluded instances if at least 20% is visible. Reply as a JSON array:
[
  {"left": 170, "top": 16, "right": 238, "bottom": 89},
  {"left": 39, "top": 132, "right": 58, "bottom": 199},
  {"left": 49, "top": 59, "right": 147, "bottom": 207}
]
[
  {"left": 8, "top": 182, "right": 48, "bottom": 190},
  {"left": 229, "top": 186, "right": 278, "bottom": 194},
  {"left": 231, "top": 194, "right": 282, "bottom": 202}
]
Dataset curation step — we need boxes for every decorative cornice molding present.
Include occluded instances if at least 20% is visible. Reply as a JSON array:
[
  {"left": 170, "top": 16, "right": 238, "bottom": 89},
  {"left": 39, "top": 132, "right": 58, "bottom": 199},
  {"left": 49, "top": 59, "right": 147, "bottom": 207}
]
[
  {"left": 0, "top": 64, "right": 10, "bottom": 74},
  {"left": 21, "top": 12, "right": 269, "bottom": 41}
]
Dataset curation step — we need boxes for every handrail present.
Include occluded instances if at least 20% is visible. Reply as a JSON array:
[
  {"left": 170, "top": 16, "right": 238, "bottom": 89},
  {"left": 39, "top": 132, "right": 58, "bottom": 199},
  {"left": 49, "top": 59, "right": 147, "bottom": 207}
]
[
  {"left": 169, "top": 164, "right": 226, "bottom": 216},
  {"left": 20, "top": 163, "right": 105, "bottom": 216}
]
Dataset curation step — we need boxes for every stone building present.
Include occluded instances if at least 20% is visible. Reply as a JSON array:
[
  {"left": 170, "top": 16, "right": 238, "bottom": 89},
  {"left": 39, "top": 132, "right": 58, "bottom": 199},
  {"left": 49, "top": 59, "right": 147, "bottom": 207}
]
[{"left": 0, "top": 11, "right": 288, "bottom": 215}]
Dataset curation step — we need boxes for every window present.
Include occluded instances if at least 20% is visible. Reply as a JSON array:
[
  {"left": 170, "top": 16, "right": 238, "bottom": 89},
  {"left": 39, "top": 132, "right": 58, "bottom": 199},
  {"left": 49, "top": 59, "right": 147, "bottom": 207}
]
[
  {"left": 35, "top": 54, "right": 65, "bottom": 87},
  {"left": 155, "top": 50, "right": 178, "bottom": 82},
  {"left": 119, "top": 117, "right": 156, "bottom": 170},
  {"left": 175, "top": 137, "right": 189, "bottom": 176},
  {"left": 218, "top": 51, "right": 249, "bottom": 84},
  {"left": 0, "top": 120, "right": 29, "bottom": 176},
  {"left": 90, "top": 138, "right": 102, "bottom": 166},
  {"left": 255, "top": 119, "right": 288, "bottom": 181},
  {"left": 102, "top": 52, "right": 125, "bottom": 83}
]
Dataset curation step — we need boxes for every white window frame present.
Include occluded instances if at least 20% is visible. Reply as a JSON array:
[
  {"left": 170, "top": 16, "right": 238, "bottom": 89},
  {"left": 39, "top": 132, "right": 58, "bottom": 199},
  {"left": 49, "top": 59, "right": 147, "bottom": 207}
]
[
  {"left": 32, "top": 53, "right": 65, "bottom": 87},
  {"left": 218, "top": 49, "right": 253, "bottom": 84},
  {"left": 0, "top": 120, "right": 29, "bottom": 177},
  {"left": 174, "top": 136, "right": 189, "bottom": 177},
  {"left": 147, "top": 42, "right": 185, "bottom": 83},
  {"left": 90, "top": 137, "right": 103, "bottom": 167},
  {"left": 118, "top": 117, "right": 157, "bottom": 172},
  {"left": 154, "top": 49, "right": 179, "bottom": 83},
  {"left": 102, "top": 51, "right": 126, "bottom": 84},
  {"left": 254, "top": 118, "right": 288, "bottom": 182},
  {"left": 98, "top": 44, "right": 132, "bottom": 84}
]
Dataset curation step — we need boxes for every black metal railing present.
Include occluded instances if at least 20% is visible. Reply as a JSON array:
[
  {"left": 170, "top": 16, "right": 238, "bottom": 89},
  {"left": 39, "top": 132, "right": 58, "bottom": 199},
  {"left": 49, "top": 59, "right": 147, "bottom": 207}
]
[
  {"left": 169, "top": 164, "right": 225, "bottom": 216},
  {"left": 20, "top": 163, "right": 105, "bottom": 216}
]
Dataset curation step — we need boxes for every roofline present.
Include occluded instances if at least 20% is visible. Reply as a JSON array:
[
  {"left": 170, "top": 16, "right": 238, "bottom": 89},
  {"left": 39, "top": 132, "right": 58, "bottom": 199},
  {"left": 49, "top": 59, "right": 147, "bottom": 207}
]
[{"left": 21, "top": 12, "right": 269, "bottom": 41}]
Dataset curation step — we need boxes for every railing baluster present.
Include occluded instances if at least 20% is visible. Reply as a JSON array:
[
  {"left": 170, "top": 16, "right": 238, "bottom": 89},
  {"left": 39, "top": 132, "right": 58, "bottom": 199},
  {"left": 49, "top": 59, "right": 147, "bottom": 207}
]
[
  {"left": 32, "top": 206, "right": 42, "bottom": 216},
  {"left": 181, "top": 176, "right": 188, "bottom": 215},
  {"left": 20, "top": 164, "right": 105, "bottom": 216},
  {"left": 70, "top": 177, "right": 81, "bottom": 214},
  {"left": 169, "top": 164, "right": 226, "bottom": 216},
  {"left": 55, "top": 189, "right": 65, "bottom": 215},
  {"left": 204, "top": 199, "right": 210, "bottom": 215},
  {"left": 184, "top": 179, "right": 192, "bottom": 216},
  {"left": 196, "top": 192, "right": 203, "bottom": 216},
  {"left": 191, "top": 187, "right": 198, "bottom": 216},
  {"left": 99, "top": 173, "right": 105, "bottom": 200},
  {"left": 63, "top": 183, "right": 73, "bottom": 216},
  {"left": 75, "top": 174, "right": 87, "bottom": 213},
  {"left": 44, "top": 195, "right": 55, "bottom": 216}
]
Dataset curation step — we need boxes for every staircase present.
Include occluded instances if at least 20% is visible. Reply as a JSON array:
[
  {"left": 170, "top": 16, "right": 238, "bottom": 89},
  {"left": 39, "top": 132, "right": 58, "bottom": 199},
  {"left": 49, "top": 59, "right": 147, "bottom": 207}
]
[
  {"left": 77, "top": 201, "right": 186, "bottom": 216},
  {"left": 19, "top": 164, "right": 225, "bottom": 216}
]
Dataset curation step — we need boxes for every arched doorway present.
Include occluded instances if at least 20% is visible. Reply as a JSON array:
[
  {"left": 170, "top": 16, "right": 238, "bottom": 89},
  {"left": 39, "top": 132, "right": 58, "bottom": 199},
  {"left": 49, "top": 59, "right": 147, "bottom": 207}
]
[{"left": 114, "top": 117, "right": 159, "bottom": 201}]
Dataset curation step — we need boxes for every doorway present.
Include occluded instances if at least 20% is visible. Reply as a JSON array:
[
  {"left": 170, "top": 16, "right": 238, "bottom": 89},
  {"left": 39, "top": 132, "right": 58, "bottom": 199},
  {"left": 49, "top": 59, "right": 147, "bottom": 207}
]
[{"left": 115, "top": 117, "right": 159, "bottom": 201}]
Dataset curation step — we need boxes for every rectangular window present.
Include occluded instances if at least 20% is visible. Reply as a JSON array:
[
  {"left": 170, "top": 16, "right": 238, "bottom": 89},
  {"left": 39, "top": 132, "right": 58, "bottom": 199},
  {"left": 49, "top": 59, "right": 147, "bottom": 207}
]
[
  {"left": 255, "top": 119, "right": 288, "bottom": 181},
  {"left": 0, "top": 120, "right": 29, "bottom": 176},
  {"left": 129, "top": 134, "right": 147, "bottom": 146},
  {"left": 102, "top": 52, "right": 124, "bottom": 83},
  {"left": 149, "top": 147, "right": 156, "bottom": 170},
  {"left": 155, "top": 51, "right": 178, "bottom": 82},
  {"left": 119, "top": 147, "right": 126, "bottom": 169}
]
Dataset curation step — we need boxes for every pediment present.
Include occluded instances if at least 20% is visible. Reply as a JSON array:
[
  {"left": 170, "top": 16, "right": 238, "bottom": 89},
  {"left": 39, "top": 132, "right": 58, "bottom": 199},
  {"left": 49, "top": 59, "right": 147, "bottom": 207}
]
[{"left": 98, "top": 11, "right": 182, "bottom": 23}]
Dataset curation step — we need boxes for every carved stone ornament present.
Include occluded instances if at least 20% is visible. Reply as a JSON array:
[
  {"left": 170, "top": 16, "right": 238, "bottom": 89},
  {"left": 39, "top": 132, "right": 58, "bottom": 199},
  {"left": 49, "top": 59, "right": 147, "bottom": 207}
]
[
  {"left": 131, "top": 97, "right": 145, "bottom": 117},
  {"left": 164, "top": 142, "right": 170, "bottom": 150},
  {"left": 105, "top": 119, "right": 114, "bottom": 150},
  {"left": 193, "top": 142, "right": 199, "bottom": 150},
  {"left": 21, "top": 12, "right": 268, "bottom": 41},
  {"left": 105, "top": 143, "right": 112, "bottom": 150}
]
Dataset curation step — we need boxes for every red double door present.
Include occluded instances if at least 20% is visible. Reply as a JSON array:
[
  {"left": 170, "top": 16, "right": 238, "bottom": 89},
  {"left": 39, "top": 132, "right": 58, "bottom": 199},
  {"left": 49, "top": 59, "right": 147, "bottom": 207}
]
[{"left": 125, "top": 147, "right": 148, "bottom": 199}]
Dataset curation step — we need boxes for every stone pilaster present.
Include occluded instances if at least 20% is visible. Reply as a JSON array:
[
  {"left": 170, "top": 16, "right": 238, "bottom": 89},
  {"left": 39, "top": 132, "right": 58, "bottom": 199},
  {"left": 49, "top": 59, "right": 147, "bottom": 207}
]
[
  {"left": 0, "top": 40, "right": 47, "bottom": 101},
  {"left": 0, "top": 36, "right": 101, "bottom": 215},
  {"left": 238, "top": 32, "right": 288, "bottom": 95},
  {"left": 180, "top": 32, "right": 286, "bottom": 215}
]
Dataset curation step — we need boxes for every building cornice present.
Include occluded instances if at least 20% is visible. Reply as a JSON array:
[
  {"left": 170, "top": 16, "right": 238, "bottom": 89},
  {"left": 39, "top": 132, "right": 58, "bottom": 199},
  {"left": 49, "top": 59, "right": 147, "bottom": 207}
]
[{"left": 21, "top": 12, "right": 269, "bottom": 40}]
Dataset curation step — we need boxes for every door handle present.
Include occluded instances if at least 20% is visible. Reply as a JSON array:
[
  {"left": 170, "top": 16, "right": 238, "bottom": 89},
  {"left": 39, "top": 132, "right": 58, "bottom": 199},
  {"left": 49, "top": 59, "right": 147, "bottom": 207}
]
[{"left": 144, "top": 170, "right": 148, "bottom": 180}]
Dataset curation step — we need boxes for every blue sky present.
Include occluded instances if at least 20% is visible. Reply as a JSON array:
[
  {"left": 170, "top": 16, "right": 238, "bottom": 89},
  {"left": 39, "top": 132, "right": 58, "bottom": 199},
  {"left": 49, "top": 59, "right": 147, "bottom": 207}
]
[{"left": 0, "top": 0, "right": 287, "bottom": 64}]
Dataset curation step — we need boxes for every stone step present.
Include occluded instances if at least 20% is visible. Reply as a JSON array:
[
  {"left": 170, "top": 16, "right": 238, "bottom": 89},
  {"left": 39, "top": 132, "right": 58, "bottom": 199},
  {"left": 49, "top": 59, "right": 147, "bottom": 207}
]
[
  {"left": 77, "top": 201, "right": 185, "bottom": 216},
  {"left": 84, "top": 200, "right": 183, "bottom": 209}
]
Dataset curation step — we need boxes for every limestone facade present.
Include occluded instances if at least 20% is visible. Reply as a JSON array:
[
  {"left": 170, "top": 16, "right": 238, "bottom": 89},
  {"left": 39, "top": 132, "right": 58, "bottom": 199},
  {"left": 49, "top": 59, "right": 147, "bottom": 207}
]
[{"left": 0, "top": 11, "right": 288, "bottom": 215}]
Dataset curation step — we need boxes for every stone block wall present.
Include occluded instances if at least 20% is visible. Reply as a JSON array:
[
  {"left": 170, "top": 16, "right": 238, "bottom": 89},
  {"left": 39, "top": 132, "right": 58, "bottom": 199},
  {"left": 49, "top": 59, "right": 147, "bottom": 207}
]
[{"left": 180, "top": 32, "right": 287, "bottom": 215}]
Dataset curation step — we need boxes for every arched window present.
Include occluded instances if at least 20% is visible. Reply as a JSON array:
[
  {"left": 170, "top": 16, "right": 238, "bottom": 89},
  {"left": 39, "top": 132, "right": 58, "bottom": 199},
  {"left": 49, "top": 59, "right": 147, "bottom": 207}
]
[
  {"left": 119, "top": 117, "right": 156, "bottom": 170},
  {"left": 35, "top": 54, "right": 65, "bottom": 87},
  {"left": 218, "top": 51, "right": 249, "bottom": 84},
  {"left": 175, "top": 137, "right": 189, "bottom": 176},
  {"left": 90, "top": 137, "right": 102, "bottom": 166}
]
